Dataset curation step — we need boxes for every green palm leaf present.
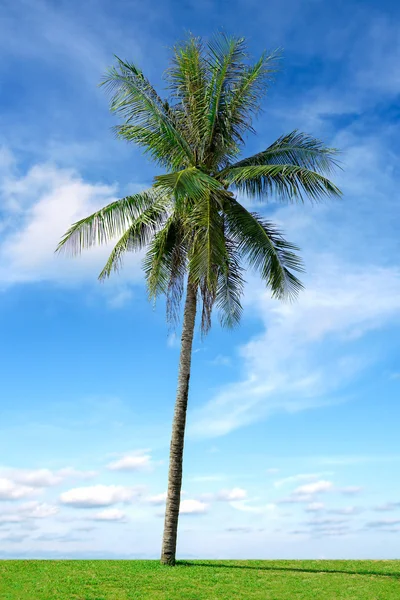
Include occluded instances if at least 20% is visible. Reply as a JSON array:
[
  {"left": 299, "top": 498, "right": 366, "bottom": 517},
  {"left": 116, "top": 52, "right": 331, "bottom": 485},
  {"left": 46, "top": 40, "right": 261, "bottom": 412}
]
[
  {"left": 212, "top": 51, "right": 279, "bottom": 167},
  {"left": 144, "top": 217, "right": 187, "bottom": 325},
  {"left": 56, "top": 189, "right": 170, "bottom": 255},
  {"left": 154, "top": 167, "right": 223, "bottom": 211},
  {"left": 227, "top": 130, "right": 340, "bottom": 173},
  {"left": 223, "top": 164, "right": 341, "bottom": 203},
  {"left": 216, "top": 237, "right": 245, "bottom": 328},
  {"left": 102, "top": 58, "right": 194, "bottom": 170},
  {"left": 166, "top": 36, "right": 209, "bottom": 157},
  {"left": 223, "top": 195, "right": 304, "bottom": 299},
  {"left": 205, "top": 35, "right": 247, "bottom": 151},
  {"left": 98, "top": 197, "right": 170, "bottom": 280},
  {"left": 187, "top": 193, "right": 227, "bottom": 332}
]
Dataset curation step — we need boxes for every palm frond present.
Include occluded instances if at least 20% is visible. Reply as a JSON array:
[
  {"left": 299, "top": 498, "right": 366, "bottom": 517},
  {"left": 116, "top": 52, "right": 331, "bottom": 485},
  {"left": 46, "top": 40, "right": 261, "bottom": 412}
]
[
  {"left": 223, "top": 164, "right": 342, "bottom": 203},
  {"left": 205, "top": 35, "right": 247, "bottom": 152},
  {"left": 98, "top": 197, "right": 170, "bottom": 280},
  {"left": 187, "top": 193, "right": 227, "bottom": 333},
  {"left": 226, "top": 130, "right": 340, "bottom": 174},
  {"left": 154, "top": 167, "right": 223, "bottom": 211},
  {"left": 209, "top": 50, "right": 279, "bottom": 168},
  {"left": 143, "top": 217, "right": 187, "bottom": 325},
  {"left": 56, "top": 189, "right": 170, "bottom": 255},
  {"left": 166, "top": 36, "right": 209, "bottom": 159},
  {"left": 101, "top": 57, "right": 194, "bottom": 170},
  {"left": 166, "top": 235, "right": 187, "bottom": 326},
  {"left": 223, "top": 196, "right": 304, "bottom": 300},
  {"left": 216, "top": 237, "right": 244, "bottom": 328}
]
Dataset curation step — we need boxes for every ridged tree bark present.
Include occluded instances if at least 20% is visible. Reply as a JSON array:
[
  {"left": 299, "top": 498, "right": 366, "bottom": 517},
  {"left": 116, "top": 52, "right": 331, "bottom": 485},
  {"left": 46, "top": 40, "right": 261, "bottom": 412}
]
[{"left": 161, "top": 281, "right": 197, "bottom": 565}]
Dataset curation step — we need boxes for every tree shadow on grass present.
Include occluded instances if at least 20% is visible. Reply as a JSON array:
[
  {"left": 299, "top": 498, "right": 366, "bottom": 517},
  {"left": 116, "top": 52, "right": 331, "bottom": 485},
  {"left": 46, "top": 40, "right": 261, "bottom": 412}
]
[{"left": 177, "top": 561, "right": 400, "bottom": 580}]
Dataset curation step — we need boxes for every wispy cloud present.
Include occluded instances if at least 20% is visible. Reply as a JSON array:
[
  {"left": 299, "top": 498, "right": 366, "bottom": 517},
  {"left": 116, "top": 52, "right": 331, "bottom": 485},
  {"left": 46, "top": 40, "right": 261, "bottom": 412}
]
[
  {"left": 190, "top": 262, "right": 400, "bottom": 437},
  {"left": 0, "top": 154, "right": 144, "bottom": 290},
  {"left": 209, "top": 355, "right": 232, "bottom": 367},
  {"left": 92, "top": 508, "right": 127, "bottom": 522},
  {"left": 0, "top": 0, "right": 142, "bottom": 85},
  {"left": 0, "top": 478, "right": 37, "bottom": 501},
  {"left": 59, "top": 485, "right": 142, "bottom": 508},
  {"left": 274, "top": 473, "right": 330, "bottom": 488},
  {"left": 107, "top": 288, "right": 134, "bottom": 309},
  {"left": 179, "top": 499, "right": 209, "bottom": 515},
  {"left": 106, "top": 451, "right": 154, "bottom": 472},
  {"left": 373, "top": 502, "right": 400, "bottom": 512}
]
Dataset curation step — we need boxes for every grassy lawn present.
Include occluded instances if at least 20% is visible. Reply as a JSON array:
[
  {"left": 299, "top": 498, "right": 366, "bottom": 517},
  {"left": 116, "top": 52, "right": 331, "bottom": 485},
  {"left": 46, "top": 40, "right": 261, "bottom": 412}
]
[{"left": 1, "top": 560, "right": 400, "bottom": 599}]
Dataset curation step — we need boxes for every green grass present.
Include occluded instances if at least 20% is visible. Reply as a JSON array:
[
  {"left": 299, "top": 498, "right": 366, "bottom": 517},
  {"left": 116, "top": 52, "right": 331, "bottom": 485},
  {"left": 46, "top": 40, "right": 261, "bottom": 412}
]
[{"left": 1, "top": 560, "right": 400, "bottom": 599}]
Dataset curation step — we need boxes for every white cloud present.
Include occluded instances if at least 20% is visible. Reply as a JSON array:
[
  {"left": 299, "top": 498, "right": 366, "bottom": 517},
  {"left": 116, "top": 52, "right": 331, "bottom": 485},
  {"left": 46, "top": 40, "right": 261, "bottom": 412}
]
[
  {"left": 0, "top": 0, "right": 109, "bottom": 79},
  {"left": 278, "top": 495, "right": 311, "bottom": 505},
  {"left": 339, "top": 486, "right": 363, "bottom": 495},
  {"left": 33, "top": 531, "right": 87, "bottom": 543},
  {"left": 329, "top": 506, "right": 362, "bottom": 515},
  {"left": 6, "top": 469, "right": 62, "bottom": 488},
  {"left": 0, "top": 533, "right": 27, "bottom": 543},
  {"left": 366, "top": 519, "right": 400, "bottom": 528},
  {"left": 179, "top": 499, "right": 208, "bottom": 515},
  {"left": 295, "top": 480, "right": 334, "bottom": 495},
  {"left": 0, "top": 467, "right": 97, "bottom": 489},
  {"left": 147, "top": 492, "right": 167, "bottom": 506},
  {"left": 226, "top": 526, "right": 254, "bottom": 534},
  {"left": 167, "top": 333, "right": 179, "bottom": 349},
  {"left": 0, "top": 158, "right": 144, "bottom": 288},
  {"left": 306, "top": 518, "right": 348, "bottom": 532},
  {"left": 199, "top": 488, "right": 247, "bottom": 504},
  {"left": 0, "top": 147, "right": 15, "bottom": 174},
  {"left": 57, "top": 468, "right": 98, "bottom": 481},
  {"left": 373, "top": 502, "right": 400, "bottom": 512},
  {"left": 92, "top": 509, "right": 127, "bottom": 522},
  {"left": 0, "top": 514, "right": 24, "bottom": 524},
  {"left": 307, "top": 517, "right": 347, "bottom": 526},
  {"left": 60, "top": 485, "right": 139, "bottom": 508},
  {"left": 0, "top": 478, "right": 36, "bottom": 501},
  {"left": 106, "top": 452, "right": 153, "bottom": 472},
  {"left": 229, "top": 501, "right": 276, "bottom": 514},
  {"left": 279, "top": 481, "right": 334, "bottom": 505},
  {"left": 18, "top": 502, "right": 59, "bottom": 519},
  {"left": 350, "top": 17, "right": 400, "bottom": 97},
  {"left": 274, "top": 473, "right": 326, "bottom": 488},
  {"left": 305, "top": 502, "right": 325, "bottom": 513},
  {"left": 189, "top": 128, "right": 400, "bottom": 440},
  {"left": 189, "top": 259, "right": 400, "bottom": 437},
  {"left": 107, "top": 288, "right": 133, "bottom": 309},
  {"left": 210, "top": 355, "right": 232, "bottom": 367},
  {"left": 216, "top": 488, "right": 247, "bottom": 502}
]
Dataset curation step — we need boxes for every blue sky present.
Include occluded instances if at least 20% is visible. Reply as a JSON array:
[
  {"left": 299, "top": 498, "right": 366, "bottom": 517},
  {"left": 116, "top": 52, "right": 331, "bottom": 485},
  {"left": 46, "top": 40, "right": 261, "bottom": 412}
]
[{"left": 0, "top": 0, "right": 400, "bottom": 559}]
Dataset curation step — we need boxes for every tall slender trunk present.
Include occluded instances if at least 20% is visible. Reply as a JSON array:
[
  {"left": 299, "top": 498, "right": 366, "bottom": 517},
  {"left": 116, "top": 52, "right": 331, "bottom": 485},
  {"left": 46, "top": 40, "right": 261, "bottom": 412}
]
[{"left": 160, "top": 282, "right": 197, "bottom": 566}]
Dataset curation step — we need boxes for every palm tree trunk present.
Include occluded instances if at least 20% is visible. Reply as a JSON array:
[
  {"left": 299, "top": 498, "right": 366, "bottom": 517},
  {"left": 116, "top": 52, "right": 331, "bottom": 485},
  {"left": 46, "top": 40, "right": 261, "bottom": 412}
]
[{"left": 160, "top": 281, "right": 197, "bottom": 566}]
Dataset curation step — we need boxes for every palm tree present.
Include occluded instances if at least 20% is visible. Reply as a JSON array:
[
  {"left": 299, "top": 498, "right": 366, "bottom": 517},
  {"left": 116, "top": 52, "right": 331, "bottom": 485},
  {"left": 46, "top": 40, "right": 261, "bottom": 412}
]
[{"left": 57, "top": 34, "right": 341, "bottom": 565}]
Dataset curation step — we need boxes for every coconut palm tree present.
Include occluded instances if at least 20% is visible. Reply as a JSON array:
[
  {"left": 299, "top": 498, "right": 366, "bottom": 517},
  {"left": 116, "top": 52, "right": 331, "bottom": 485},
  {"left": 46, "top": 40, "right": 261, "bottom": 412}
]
[{"left": 57, "top": 34, "right": 341, "bottom": 565}]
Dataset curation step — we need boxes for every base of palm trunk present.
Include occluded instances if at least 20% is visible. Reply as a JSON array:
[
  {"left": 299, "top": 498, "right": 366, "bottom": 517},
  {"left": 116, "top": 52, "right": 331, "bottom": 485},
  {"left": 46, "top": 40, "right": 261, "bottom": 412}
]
[{"left": 160, "top": 553, "right": 176, "bottom": 566}]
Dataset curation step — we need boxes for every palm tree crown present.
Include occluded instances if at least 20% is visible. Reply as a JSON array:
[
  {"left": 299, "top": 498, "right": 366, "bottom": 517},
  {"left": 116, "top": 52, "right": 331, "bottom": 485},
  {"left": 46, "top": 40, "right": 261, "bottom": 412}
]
[{"left": 57, "top": 34, "right": 340, "bottom": 331}]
